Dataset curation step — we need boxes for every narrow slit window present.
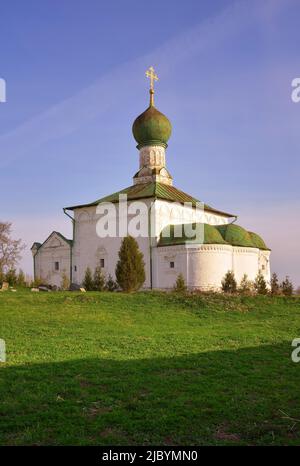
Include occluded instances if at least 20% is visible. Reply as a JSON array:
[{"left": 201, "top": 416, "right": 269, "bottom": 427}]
[
  {"left": 170, "top": 261, "right": 175, "bottom": 269},
  {"left": 100, "top": 259, "right": 105, "bottom": 268},
  {"left": 54, "top": 261, "right": 59, "bottom": 271}
]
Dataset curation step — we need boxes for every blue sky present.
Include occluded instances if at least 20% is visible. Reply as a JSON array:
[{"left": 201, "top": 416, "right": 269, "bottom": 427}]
[{"left": 0, "top": 0, "right": 299, "bottom": 285}]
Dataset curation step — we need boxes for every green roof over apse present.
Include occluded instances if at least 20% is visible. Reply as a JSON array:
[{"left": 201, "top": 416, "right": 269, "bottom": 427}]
[
  {"left": 216, "top": 224, "right": 255, "bottom": 248},
  {"left": 159, "top": 223, "right": 228, "bottom": 247},
  {"left": 248, "top": 231, "right": 268, "bottom": 250},
  {"left": 216, "top": 224, "right": 270, "bottom": 250},
  {"left": 158, "top": 223, "right": 270, "bottom": 250},
  {"left": 64, "top": 182, "right": 236, "bottom": 218}
]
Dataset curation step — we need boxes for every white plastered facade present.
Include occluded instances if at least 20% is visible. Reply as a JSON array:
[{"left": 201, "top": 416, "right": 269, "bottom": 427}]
[
  {"left": 32, "top": 232, "right": 71, "bottom": 288},
  {"left": 32, "top": 140, "right": 271, "bottom": 290}
]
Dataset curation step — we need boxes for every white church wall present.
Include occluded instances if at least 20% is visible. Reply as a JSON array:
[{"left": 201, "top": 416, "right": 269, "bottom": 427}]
[
  {"left": 154, "top": 243, "right": 268, "bottom": 291},
  {"left": 259, "top": 250, "right": 271, "bottom": 285},
  {"left": 152, "top": 245, "right": 188, "bottom": 289},
  {"left": 153, "top": 199, "right": 232, "bottom": 242},
  {"left": 62, "top": 196, "right": 269, "bottom": 291},
  {"left": 71, "top": 198, "right": 236, "bottom": 289},
  {"left": 34, "top": 233, "right": 71, "bottom": 287},
  {"left": 232, "top": 247, "right": 260, "bottom": 284},
  {"left": 186, "top": 244, "right": 233, "bottom": 290},
  {"left": 72, "top": 200, "right": 152, "bottom": 287},
  {"left": 154, "top": 244, "right": 233, "bottom": 290}
]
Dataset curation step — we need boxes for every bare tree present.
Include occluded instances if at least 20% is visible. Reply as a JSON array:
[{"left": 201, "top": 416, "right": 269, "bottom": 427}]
[{"left": 0, "top": 222, "right": 25, "bottom": 273}]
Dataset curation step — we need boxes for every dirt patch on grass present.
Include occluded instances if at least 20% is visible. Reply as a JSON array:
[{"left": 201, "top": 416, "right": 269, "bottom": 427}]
[
  {"left": 83, "top": 402, "right": 113, "bottom": 418},
  {"left": 214, "top": 424, "right": 241, "bottom": 442}
]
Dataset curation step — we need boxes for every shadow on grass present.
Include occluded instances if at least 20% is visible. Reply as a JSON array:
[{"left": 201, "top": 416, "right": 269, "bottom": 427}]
[{"left": 1, "top": 342, "right": 300, "bottom": 446}]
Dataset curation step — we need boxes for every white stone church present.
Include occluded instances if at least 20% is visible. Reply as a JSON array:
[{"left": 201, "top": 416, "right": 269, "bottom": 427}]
[{"left": 31, "top": 68, "right": 271, "bottom": 290}]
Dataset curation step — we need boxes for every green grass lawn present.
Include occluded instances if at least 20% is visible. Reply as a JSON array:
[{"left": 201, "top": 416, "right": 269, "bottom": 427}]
[{"left": 1, "top": 290, "right": 300, "bottom": 445}]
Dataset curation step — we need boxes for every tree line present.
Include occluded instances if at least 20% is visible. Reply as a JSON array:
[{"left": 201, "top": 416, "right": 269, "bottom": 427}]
[{"left": 220, "top": 270, "right": 294, "bottom": 296}]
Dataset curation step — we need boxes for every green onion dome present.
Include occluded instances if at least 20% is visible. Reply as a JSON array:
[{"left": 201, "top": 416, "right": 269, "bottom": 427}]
[{"left": 132, "top": 104, "right": 172, "bottom": 149}]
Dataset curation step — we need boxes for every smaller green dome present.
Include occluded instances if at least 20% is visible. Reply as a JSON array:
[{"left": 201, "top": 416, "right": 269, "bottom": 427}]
[
  {"left": 132, "top": 105, "right": 172, "bottom": 149},
  {"left": 203, "top": 224, "right": 228, "bottom": 245},
  {"left": 158, "top": 223, "right": 228, "bottom": 246},
  {"left": 216, "top": 224, "right": 254, "bottom": 248},
  {"left": 248, "top": 232, "right": 268, "bottom": 250},
  {"left": 157, "top": 222, "right": 269, "bottom": 250}
]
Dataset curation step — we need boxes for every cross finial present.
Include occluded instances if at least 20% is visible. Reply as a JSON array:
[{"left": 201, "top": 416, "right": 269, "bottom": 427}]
[{"left": 145, "top": 66, "right": 158, "bottom": 106}]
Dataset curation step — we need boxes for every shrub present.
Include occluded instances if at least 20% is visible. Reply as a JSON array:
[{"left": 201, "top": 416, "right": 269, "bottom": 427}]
[
  {"left": 105, "top": 274, "right": 118, "bottom": 292},
  {"left": 270, "top": 272, "right": 280, "bottom": 295},
  {"left": 221, "top": 271, "right": 237, "bottom": 293},
  {"left": 17, "top": 269, "right": 26, "bottom": 287},
  {"left": 93, "top": 266, "right": 105, "bottom": 291},
  {"left": 281, "top": 276, "right": 293, "bottom": 296},
  {"left": 239, "top": 274, "right": 253, "bottom": 294},
  {"left": 115, "top": 236, "right": 145, "bottom": 292},
  {"left": 61, "top": 270, "right": 70, "bottom": 290},
  {"left": 254, "top": 271, "right": 268, "bottom": 295},
  {"left": 5, "top": 268, "right": 17, "bottom": 286},
  {"left": 83, "top": 267, "right": 93, "bottom": 291},
  {"left": 174, "top": 273, "right": 187, "bottom": 293},
  {"left": 30, "top": 277, "right": 43, "bottom": 288}
]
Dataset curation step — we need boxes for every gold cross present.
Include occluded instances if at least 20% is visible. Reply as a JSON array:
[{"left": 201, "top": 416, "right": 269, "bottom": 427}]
[{"left": 145, "top": 66, "right": 158, "bottom": 92}]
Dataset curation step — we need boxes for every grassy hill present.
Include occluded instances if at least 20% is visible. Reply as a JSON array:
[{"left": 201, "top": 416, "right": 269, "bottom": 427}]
[{"left": 1, "top": 291, "right": 300, "bottom": 445}]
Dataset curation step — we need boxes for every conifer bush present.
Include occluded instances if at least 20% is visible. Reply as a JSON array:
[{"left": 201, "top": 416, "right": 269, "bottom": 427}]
[
  {"left": 115, "top": 236, "right": 145, "bottom": 292},
  {"left": 174, "top": 273, "right": 187, "bottom": 293},
  {"left": 221, "top": 271, "right": 237, "bottom": 293},
  {"left": 83, "top": 267, "right": 93, "bottom": 291},
  {"left": 93, "top": 266, "right": 105, "bottom": 291},
  {"left": 239, "top": 274, "right": 253, "bottom": 294},
  {"left": 270, "top": 272, "right": 280, "bottom": 295},
  {"left": 281, "top": 276, "right": 293, "bottom": 296},
  {"left": 254, "top": 271, "right": 268, "bottom": 295},
  {"left": 105, "top": 274, "right": 118, "bottom": 292}
]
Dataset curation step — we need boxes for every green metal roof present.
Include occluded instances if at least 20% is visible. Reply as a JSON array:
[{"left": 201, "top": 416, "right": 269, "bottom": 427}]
[
  {"left": 65, "top": 182, "right": 236, "bottom": 218},
  {"left": 159, "top": 223, "right": 228, "bottom": 247},
  {"left": 216, "top": 224, "right": 254, "bottom": 248},
  {"left": 248, "top": 231, "right": 268, "bottom": 250},
  {"left": 158, "top": 222, "right": 270, "bottom": 250},
  {"left": 217, "top": 224, "right": 270, "bottom": 250}
]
